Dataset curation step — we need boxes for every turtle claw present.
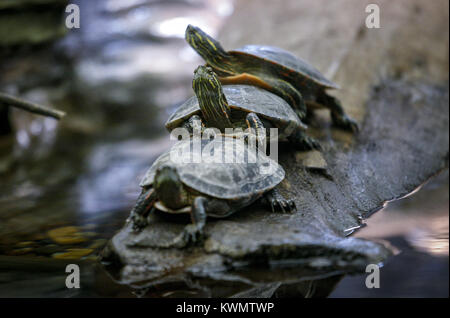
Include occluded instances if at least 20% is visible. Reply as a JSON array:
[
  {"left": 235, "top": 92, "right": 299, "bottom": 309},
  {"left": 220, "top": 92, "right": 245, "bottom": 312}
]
[
  {"left": 127, "top": 215, "right": 148, "bottom": 232},
  {"left": 346, "top": 119, "right": 360, "bottom": 133},
  {"left": 283, "top": 199, "right": 297, "bottom": 213},
  {"left": 308, "top": 137, "right": 323, "bottom": 151},
  {"left": 271, "top": 198, "right": 296, "bottom": 213},
  {"left": 265, "top": 191, "right": 297, "bottom": 213},
  {"left": 288, "top": 199, "right": 297, "bottom": 211},
  {"left": 298, "top": 136, "right": 322, "bottom": 151},
  {"left": 172, "top": 224, "right": 204, "bottom": 248},
  {"left": 334, "top": 115, "right": 359, "bottom": 133},
  {"left": 271, "top": 200, "right": 285, "bottom": 213},
  {"left": 295, "top": 109, "right": 307, "bottom": 121},
  {"left": 130, "top": 214, "right": 148, "bottom": 232},
  {"left": 289, "top": 130, "right": 322, "bottom": 151},
  {"left": 270, "top": 202, "right": 275, "bottom": 213}
]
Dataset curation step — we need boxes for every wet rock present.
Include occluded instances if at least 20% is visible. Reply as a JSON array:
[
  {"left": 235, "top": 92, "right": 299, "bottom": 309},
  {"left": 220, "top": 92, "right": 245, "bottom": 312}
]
[
  {"left": 51, "top": 248, "right": 93, "bottom": 259},
  {"left": 295, "top": 150, "right": 328, "bottom": 171},
  {"left": 47, "top": 226, "right": 88, "bottom": 245}
]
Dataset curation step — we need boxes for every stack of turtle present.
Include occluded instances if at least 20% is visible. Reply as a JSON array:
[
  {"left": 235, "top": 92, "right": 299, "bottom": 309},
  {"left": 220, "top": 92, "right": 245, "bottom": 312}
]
[{"left": 127, "top": 25, "right": 358, "bottom": 248}]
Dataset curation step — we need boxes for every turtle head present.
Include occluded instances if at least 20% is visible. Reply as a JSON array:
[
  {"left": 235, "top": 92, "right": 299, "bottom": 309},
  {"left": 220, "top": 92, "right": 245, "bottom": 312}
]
[
  {"left": 192, "top": 66, "right": 232, "bottom": 131},
  {"left": 185, "top": 25, "right": 232, "bottom": 73},
  {"left": 154, "top": 165, "right": 186, "bottom": 210}
]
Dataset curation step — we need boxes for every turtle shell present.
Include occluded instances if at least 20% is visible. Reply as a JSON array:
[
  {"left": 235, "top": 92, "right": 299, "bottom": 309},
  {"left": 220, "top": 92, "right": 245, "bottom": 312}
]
[
  {"left": 231, "top": 45, "right": 339, "bottom": 89},
  {"left": 139, "top": 137, "right": 284, "bottom": 200},
  {"left": 165, "top": 84, "right": 305, "bottom": 135}
]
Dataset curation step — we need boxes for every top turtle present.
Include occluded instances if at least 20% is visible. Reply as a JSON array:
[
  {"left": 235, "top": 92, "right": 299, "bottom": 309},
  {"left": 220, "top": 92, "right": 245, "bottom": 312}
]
[{"left": 185, "top": 25, "right": 358, "bottom": 132}]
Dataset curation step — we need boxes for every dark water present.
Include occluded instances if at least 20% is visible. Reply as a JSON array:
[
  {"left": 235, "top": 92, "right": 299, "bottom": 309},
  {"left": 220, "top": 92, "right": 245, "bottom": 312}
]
[
  {"left": 0, "top": 0, "right": 448, "bottom": 298},
  {"left": 330, "top": 171, "right": 449, "bottom": 298}
]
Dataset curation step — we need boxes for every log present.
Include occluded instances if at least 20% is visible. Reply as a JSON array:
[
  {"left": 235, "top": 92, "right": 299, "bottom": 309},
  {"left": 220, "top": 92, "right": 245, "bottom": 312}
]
[
  {"left": 0, "top": 92, "right": 65, "bottom": 120},
  {"left": 102, "top": 0, "right": 449, "bottom": 297}
]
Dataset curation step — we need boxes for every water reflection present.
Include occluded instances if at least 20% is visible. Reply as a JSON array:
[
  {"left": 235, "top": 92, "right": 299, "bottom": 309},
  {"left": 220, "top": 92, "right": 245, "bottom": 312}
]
[
  {"left": 76, "top": 137, "right": 176, "bottom": 215},
  {"left": 0, "top": 0, "right": 232, "bottom": 258},
  {"left": 354, "top": 172, "right": 449, "bottom": 257},
  {"left": 331, "top": 172, "right": 449, "bottom": 297}
]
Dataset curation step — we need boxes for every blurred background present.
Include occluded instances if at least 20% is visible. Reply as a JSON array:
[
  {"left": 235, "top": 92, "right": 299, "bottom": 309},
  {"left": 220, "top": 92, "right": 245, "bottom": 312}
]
[{"left": 0, "top": 0, "right": 447, "bottom": 297}]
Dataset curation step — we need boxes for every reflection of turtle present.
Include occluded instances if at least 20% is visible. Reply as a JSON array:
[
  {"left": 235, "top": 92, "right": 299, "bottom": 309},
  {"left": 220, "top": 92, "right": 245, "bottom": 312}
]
[
  {"left": 128, "top": 137, "right": 295, "bottom": 247},
  {"left": 185, "top": 25, "right": 358, "bottom": 132},
  {"left": 166, "top": 66, "right": 321, "bottom": 151}
]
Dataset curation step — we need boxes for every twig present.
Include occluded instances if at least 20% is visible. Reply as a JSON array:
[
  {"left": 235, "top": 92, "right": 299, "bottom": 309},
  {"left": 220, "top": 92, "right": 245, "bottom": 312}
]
[{"left": 0, "top": 92, "right": 66, "bottom": 120}]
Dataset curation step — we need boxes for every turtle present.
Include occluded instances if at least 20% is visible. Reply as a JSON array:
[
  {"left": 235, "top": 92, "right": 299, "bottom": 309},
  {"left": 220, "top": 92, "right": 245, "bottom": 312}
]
[
  {"left": 185, "top": 25, "right": 359, "bottom": 132},
  {"left": 127, "top": 136, "right": 296, "bottom": 247},
  {"left": 165, "top": 65, "right": 321, "bottom": 151}
]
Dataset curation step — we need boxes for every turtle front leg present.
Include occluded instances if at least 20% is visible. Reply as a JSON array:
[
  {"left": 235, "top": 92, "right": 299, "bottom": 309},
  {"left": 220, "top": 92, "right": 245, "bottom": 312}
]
[
  {"left": 264, "top": 77, "right": 307, "bottom": 120},
  {"left": 261, "top": 188, "right": 296, "bottom": 213},
  {"left": 245, "top": 112, "right": 268, "bottom": 150},
  {"left": 181, "top": 114, "right": 204, "bottom": 135},
  {"left": 127, "top": 187, "right": 157, "bottom": 231},
  {"left": 173, "top": 196, "right": 208, "bottom": 248},
  {"left": 288, "top": 128, "right": 322, "bottom": 151},
  {"left": 317, "top": 92, "right": 359, "bottom": 132}
]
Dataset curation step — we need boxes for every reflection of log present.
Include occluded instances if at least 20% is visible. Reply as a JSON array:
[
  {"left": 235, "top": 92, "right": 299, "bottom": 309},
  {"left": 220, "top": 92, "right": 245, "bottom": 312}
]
[
  {"left": 0, "top": 92, "right": 65, "bottom": 120},
  {"left": 102, "top": 0, "right": 449, "bottom": 297}
]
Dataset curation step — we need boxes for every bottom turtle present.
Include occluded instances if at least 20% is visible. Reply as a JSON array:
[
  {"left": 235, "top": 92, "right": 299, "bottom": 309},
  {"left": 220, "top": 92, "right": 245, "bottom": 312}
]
[{"left": 128, "top": 135, "right": 295, "bottom": 247}]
